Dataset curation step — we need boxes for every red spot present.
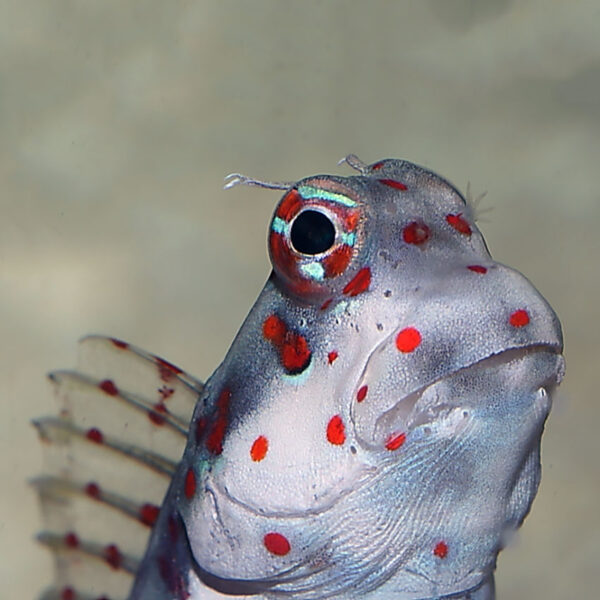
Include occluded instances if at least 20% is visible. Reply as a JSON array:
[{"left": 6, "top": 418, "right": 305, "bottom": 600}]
[
  {"left": 343, "top": 211, "right": 360, "bottom": 232},
  {"left": 343, "top": 266, "right": 371, "bottom": 297},
  {"left": 148, "top": 402, "right": 168, "bottom": 426},
  {"left": 378, "top": 178, "right": 407, "bottom": 191},
  {"left": 250, "top": 436, "right": 268, "bottom": 462},
  {"left": 509, "top": 309, "right": 530, "bottom": 327},
  {"left": 263, "top": 532, "right": 291, "bottom": 556},
  {"left": 184, "top": 467, "right": 196, "bottom": 499},
  {"left": 371, "top": 161, "right": 385, "bottom": 170},
  {"left": 139, "top": 503, "right": 160, "bottom": 526},
  {"left": 159, "top": 385, "right": 175, "bottom": 400},
  {"left": 446, "top": 213, "right": 472, "bottom": 235},
  {"left": 64, "top": 532, "right": 79, "bottom": 548},
  {"left": 104, "top": 543, "right": 122, "bottom": 569},
  {"left": 327, "top": 350, "right": 338, "bottom": 365},
  {"left": 195, "top": 417, "right": 207, "bottom": 443},
  {"left": 327, "top": 415, "right": 346, "bottom": 445},
  {"left": 396, "top": 327, "right": 422, "bottom": 353},
  {"left": 269, "top": 232, "right": 299, "bottom": 279},
  {"left": 85, "top": 482, "right": 101, "bottom": 499},
  {"left": 263, "top": 314, "right": 287, "bottom": 345},
  {"left": 320, "top": 298, "right": 333, "bottom": 310},
  {"left": 111, "top": 338, "right": 129, "bottom": 349},
  {"left": 86, "top": 427, "right": 103, "bottom": 444},
  {"left": 264, "top": 315, "right": 312, "bottom": 375},
  {"left": 385, "top": 432, "right": 406, "bottom": 451},
  {"left": 402, "top": 221, "right": 430, "bottom": 245},
  {"left": 323, "top": 244, "right": 352, "bottom": 278},
  {"left": 281, "top": 332, "right": 312, "bottom": 374},
  {"left": 61, "top": 587, "right": 75, "bottom": 600},
  {"left": 467, "top": 265, "right": 487, "bottom": 274},
  {"left": 276, "top": 189, "right": 303, "bottom": 221},
  {"left": 434, "top": 541, "right": 448, "bottom": 559},
  {"left": 206, "top": 388, "right": 231, "bottom": 455},
  {"left": 99, "top": 379, "right": 118, "bottom": 396},
  {"left": 156, "top": 356, "right": 183, "bottom": 382},
  {"left": 356, "top": 385, "right": 368, "bottom": 403}
]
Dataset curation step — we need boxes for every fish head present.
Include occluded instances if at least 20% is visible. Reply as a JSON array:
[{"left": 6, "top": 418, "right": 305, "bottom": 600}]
[{"left": 175, "top": 158, "right": 564, "bottom": 597}]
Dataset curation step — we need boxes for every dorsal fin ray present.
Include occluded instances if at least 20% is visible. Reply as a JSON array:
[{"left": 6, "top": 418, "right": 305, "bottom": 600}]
[{"left": 33, "top": 336, "right": 202, "bottom": 599}]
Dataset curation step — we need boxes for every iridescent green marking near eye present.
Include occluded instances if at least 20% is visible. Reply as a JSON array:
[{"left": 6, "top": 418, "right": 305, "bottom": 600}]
[
  {"left": 300, "top": 262, "right": 325, "bottom": 281},
  {"left": 341, "top": 232, "right": 356, "bottom": 246},
  {"left": 297, "top": 185, "right": 358, "bottom": 208},
  {"left": 271, "top": 216, "right": 288, "bottom": 235}
]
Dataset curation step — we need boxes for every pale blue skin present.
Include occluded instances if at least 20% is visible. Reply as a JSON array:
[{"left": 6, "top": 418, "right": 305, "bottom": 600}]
[{"left": 130, "top": 159, "right": 564, "bottom": 599}]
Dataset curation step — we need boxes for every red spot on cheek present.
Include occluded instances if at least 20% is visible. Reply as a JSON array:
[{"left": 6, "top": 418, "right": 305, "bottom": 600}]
[
  {"left": 184, "top": 467, "right": 196, "bottom": 499},
  {"left": 264, "top": 532, "right": 291, "bottom": 556},
  {"left": 371, "top": 161, "right": 385, "bottom": 170},
  {"left": 104, "top": 543, "right": 122, "bottom": 569},
  {"left": 378, "top": 178, "right": 408, "bottom": 191},
  {"left": 86, "top": 427, "right": 103, "bottom": 444},
  {"left": 61, "top": 587, "right": 75, "bottom": 600},
  {"left": 85, "top": 482, "right": 101, "bottom": 499},
  {"left": 356, "top": 385, "right": 368, "bottom": 402},
  {"left": 99, "top": 379, "right": 118, "bottom": 396},
  {"left": 509, "top": 309, "right": 530, "bottom": 327},
  {"left": 402, "top": 221, "right": 430, "bottom": 245},
  {"left": 385, "top": 432, "right": 406, "bottom": 451},
  {"left": 263, "top": 314, "right": 287, "bottom": 344},
  {"left": 64, "top": 532, "right": 79, "bottom": 548},
  {"left": 467, "top": 265, "right": 487, "bottom": 274},
  {"left": 343, "top": 266, "right": 371, "bottom": 297},
  {"left": 281, "top": 332, "right": 312, "bottom": 374},
  {"left": 434, "top": 541, "right": 448, "bottom": 558},
  {"left": 250, "top": 435, "right": 268, "bottom": 462},
  {"left": 111, "top": 338, "right": 129, "bottom": 349},
  {"left": 139, "top": 503, "right": 160, "bottom": 526},
  {"left": 446, "top": 213, "right": 472, "bottom": 235},
  {"left": 327, "top": 415, "right": 346, "bottom": 445},
  {"left": 327, "top": 351, "right": 338, "bottom": 365},
  {"left": 396, "top": 327, "right": 422, "bottom": 353}
]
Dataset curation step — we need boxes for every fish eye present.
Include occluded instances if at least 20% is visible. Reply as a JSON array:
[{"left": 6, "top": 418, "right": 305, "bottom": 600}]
[{"left": 290, "top": 210, "right": 336, "bottom": 255}]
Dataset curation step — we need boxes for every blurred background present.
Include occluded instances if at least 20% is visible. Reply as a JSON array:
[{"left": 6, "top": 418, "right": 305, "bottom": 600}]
[{"left": 2, "top": 1, "right": 599, "bottom": 598}]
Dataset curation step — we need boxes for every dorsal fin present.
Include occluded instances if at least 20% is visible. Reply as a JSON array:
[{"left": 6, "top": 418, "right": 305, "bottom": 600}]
[{"left": 33, "top": 336, "right": 202, "bottom": 600}]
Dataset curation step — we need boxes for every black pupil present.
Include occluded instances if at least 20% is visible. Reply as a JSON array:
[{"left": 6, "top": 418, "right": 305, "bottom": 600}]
[{"left": 290, "top": 210, "right": 336, "bottom": 255}]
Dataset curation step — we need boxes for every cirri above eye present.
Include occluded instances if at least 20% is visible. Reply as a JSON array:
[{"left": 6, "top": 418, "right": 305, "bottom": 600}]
[{"left": 290, "top": 210, "right": 336, "bottom": 255}]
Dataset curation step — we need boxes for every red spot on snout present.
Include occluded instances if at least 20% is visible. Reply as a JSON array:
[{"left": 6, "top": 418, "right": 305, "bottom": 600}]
[
  {"left": 446, "top": 213, "right": 472, "bottom": 235},
  {"left": 327, "top": 351, "right": 338, "bottom": 365},
  {"left": 356, "top": 385, "right": 368, "bottom": 402},
  {"left": 403, "top": 221, "right": 430, "bottom": 245},
  {"left": 510, "top": 309, "right": 530, "bottom": 327},
  {"left": 378, "top": 178, "right": 408, "bottom": 191},
  {"left": 467, "top": 265, "right": 487, "bottom": 274}
]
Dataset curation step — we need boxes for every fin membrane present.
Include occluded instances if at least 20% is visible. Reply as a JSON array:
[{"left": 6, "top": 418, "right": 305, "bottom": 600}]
[{"left": 33, "top": 336, "right": 202, "bottom": 600}]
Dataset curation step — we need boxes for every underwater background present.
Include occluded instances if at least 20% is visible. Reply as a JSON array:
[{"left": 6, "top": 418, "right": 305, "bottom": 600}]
[{"left": 2, "top": 1, "right": 599, "bottom": 598}]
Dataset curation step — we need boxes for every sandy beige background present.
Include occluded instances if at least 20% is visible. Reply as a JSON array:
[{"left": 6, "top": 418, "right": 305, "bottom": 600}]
[{"left": 2, "top": 1, "right": 599, "bottom": 598}]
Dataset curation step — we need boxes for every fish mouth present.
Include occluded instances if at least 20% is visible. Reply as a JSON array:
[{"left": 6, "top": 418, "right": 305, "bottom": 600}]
[{"left": 353, "top": 343, "right": 564, "bottom": 450}]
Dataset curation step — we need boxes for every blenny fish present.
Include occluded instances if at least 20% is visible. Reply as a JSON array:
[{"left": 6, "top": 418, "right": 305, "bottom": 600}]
[{"left": 33, "top": 156, "right": 564, "bottom": 600}]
